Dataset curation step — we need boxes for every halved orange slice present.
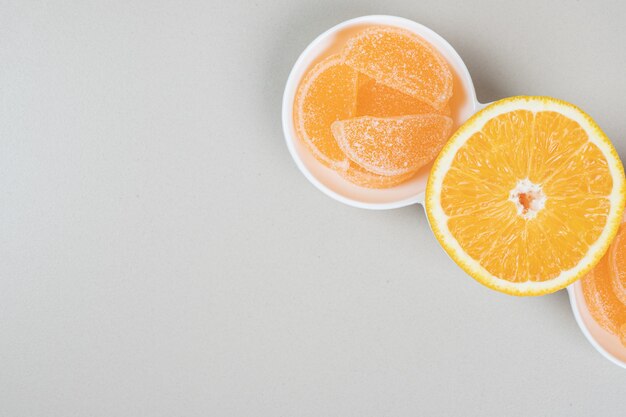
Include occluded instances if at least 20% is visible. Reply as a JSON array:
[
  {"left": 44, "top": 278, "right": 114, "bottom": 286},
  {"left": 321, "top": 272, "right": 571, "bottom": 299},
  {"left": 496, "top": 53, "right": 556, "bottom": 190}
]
[
  {"left": 293, "top": 54, "right": 357, "bottom": 169},
  {"left": 342, "top": 26, "right": 453, "bottom": 111},
  {"left": 426, "top": 96, "right": 626, "bottom": 296}
]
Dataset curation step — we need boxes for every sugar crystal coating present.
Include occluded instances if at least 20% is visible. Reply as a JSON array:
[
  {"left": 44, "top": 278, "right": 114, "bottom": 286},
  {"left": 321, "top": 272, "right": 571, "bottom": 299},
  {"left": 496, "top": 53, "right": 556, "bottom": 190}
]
[
  {"left": 339, "top": 162, "right": 417, "bottom": 188},
  {"left": 293, "top": 26, "right": 456, "bottom": 189},
  {"left": 293, "top": 54, "right": 357, "bottom": 169},
  {"left": 611, "top": 224, "right": 626, "bottom": 306},
  {"left": 582, "top": 223, "right": 626, "bottom": 347},
  {"left": 343, "top": 26, "right": 453, "bottom": 110},
  {"left": 331, "top": 115, "right": 453, "bottom": 176}
]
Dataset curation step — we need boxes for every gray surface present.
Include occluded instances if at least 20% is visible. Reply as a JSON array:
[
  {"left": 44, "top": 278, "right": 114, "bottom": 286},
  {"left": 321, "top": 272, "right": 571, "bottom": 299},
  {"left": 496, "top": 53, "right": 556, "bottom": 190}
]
[{"left": 1, "top": 0, "right": 625, "bottom": 416}]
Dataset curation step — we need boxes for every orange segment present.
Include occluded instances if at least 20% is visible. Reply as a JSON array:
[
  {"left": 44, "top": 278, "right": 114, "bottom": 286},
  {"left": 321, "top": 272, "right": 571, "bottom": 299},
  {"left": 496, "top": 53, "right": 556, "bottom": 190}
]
[
  {"left": 339, "top": 162, "right": 416, "bottom": 189},
  {"left": 356, "top": 75, "right": 451, "bottom": 117},
  {"left": 342, "top": 26, "right": 453, "bottom": 110},
  {"left": 293, "top": 54, "right": 357, "bottom": 169},
  {"left": 331, "top": 115, "right": 452, "bottom": 176},
  {"left": 582, "top": 222, "right": 626, "bottom": 346},
  {"left": 426, "top": 96, "right": 626, "bottom": 296}
]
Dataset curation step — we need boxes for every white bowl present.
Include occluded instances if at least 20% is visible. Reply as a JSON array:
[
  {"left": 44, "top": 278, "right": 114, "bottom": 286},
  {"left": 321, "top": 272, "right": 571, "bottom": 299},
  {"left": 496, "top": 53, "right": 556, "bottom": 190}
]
[{"left": 282, "top": 15, "right": 482, "bottom": 209}]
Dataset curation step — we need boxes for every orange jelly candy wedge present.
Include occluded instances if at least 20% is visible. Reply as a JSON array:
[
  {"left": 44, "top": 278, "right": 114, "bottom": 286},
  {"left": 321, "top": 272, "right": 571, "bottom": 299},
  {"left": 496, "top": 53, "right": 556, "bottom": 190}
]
[
  {"left": 339, "top": 162, "right": 417, "bottom": 189},
  {"left": 343, "top": 27, "right": 453, "bottom": 111},
  {"left": 331, "top": 115, "right": 453, "bottom": 176},
  {"left": 356, "top": 75, "right": 451, "bottom": 117},
  {"left": 582, "top": 223, "right": 626, "bottom": 346},
  {"left": 293, "top": 54, "right": 357, "bottom": 169},
  {"left": 611, "top": 224, "right": 626, "bottom": 306}
]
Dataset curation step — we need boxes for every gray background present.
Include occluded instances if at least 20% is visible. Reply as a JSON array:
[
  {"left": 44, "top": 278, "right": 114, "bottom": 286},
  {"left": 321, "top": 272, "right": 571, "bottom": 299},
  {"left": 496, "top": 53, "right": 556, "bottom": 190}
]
[{"left": 1, "top": 0, "right": 625, "bottom": 416}]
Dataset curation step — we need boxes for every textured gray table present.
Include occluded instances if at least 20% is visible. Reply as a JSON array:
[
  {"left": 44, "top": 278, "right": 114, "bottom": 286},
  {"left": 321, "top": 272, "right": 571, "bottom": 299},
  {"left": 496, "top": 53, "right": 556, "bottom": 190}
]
[{"left": 1, "top": 1, "right": 625, "bottom": 416}]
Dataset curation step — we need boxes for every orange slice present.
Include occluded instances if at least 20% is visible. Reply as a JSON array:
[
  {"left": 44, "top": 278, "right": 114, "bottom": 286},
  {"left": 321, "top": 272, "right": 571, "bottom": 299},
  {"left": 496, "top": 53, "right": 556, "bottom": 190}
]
[
  {"left": 356, "top": 75, "right": 451, "bottom": 117},
  {"left": 426, "top": 96, "right": 626, "bottom": 296},
  {"left": 339, "top": 162, "right": 417, "bottom": 189},
  {"left": 293, "top": 54, "right": 357, "bottom": 169},
  {"left": 582, "top": 221, "right": 626, "bottom": 345},
  {"left": 342, "top": 26, "right": 453, "bottom": 110},
  {"left": 331, "top": 115, "right": 452, "bottom": 176}
]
